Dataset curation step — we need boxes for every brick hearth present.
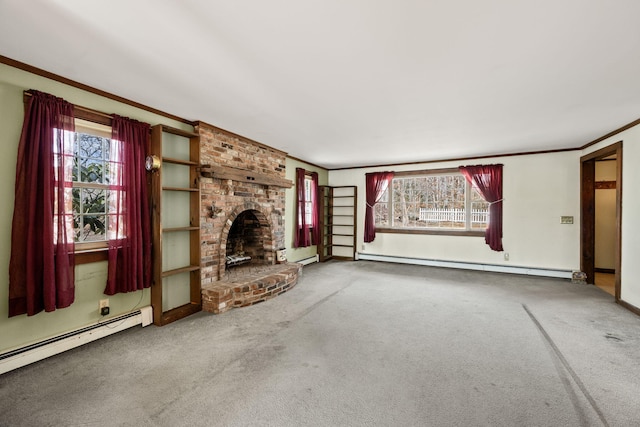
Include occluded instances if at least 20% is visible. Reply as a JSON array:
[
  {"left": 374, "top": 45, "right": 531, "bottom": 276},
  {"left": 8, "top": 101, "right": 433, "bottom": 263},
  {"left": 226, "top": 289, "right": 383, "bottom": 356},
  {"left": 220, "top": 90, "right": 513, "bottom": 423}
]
[{"left": 201, "top": 263, "right": 302, "bottom": 314}]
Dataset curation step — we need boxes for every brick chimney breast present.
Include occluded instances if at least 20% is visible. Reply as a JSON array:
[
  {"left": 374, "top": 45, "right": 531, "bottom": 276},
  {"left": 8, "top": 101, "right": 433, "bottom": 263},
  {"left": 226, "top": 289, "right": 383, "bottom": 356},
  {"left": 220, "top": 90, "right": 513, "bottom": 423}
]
[{"left": 196, "top": 122, "right": 288, "bottom": 284}]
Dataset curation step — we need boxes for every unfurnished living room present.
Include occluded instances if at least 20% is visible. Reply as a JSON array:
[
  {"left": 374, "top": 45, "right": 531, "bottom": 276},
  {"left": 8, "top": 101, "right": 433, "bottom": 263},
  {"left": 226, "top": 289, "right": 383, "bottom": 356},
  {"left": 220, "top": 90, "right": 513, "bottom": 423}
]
[{"left": 1, "top": 1, "right": 640, "bottom": 426}]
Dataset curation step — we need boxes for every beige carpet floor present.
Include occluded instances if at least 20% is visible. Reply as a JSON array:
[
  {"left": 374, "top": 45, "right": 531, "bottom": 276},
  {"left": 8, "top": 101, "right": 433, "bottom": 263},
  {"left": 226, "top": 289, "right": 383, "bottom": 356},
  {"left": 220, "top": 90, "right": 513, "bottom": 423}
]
[{"left": 1, "top": 260, "right": 639, "bottom": 426}]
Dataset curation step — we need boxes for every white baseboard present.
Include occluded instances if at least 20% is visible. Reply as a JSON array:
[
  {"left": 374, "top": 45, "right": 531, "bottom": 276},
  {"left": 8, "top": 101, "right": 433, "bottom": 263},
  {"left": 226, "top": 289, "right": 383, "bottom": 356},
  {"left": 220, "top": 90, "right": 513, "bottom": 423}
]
[
  {"left": 357, "top": 253, "right": 573, "bottom": 279},
  {"left": 0, "top": 307, "right": 152, "bottom": 375}
]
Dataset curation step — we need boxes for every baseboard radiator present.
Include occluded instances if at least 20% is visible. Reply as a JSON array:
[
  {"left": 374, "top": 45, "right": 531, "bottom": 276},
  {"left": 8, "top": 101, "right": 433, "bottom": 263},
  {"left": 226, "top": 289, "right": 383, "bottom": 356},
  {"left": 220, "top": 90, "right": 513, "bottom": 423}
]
[
  {"left": 0, "top": 306, "right": 153, "bottom": 375},
  {"left": 296, "top": 255, "right": 319, "bottom": 266},
  {"left": 358, "top": 253, "right": 573, "bottom": 279}
]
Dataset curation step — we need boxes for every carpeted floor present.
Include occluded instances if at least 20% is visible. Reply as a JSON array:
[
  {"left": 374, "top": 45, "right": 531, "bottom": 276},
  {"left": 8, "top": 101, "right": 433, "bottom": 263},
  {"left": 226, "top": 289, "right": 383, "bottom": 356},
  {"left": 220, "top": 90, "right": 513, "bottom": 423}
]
[{"left": 1, "top": 260, "right": 639, "bottom": 426}]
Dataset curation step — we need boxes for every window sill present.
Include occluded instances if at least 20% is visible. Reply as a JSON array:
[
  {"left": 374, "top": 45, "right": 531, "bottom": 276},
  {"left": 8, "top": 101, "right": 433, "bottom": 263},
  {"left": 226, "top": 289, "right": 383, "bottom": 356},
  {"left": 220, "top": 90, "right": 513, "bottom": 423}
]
[
  {"left": 75, "top": 248, "right": 108, "bottom": 264},
  {"left": 375, "top": 227, "right": 485, "bottom": 237}
]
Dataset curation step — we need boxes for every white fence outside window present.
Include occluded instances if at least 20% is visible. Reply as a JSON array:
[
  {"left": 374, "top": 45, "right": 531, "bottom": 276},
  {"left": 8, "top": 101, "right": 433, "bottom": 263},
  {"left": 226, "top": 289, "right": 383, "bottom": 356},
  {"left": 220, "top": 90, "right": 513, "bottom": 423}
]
[{"left": 419, "top": 208, "right": 489, "bottom": 225}]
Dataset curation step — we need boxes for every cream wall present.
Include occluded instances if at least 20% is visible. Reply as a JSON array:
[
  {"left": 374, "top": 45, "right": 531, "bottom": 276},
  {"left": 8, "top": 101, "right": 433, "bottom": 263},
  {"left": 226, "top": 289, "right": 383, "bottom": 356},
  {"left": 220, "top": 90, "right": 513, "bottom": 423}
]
[
  {"left": 285, "top": 158, "right": 328, "bottom": 263},
  {"left": 0, "top": 63, "right": 192, "bottom": 353},
  {"left": 329, "top": 151, "right": 582, "bottom": 271},
  {"left": 582, "top": 123, "right": 640, "bottom": 308}
]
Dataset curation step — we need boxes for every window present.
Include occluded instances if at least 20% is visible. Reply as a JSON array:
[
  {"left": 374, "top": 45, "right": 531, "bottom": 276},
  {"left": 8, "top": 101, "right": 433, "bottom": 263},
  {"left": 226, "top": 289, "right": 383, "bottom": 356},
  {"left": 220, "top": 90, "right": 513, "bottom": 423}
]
[
  {"left": 304, "top": 174, "right": 314, "bottom": 225},
  {"left": 296, "top": 173, "right": 316, "bottom": 226},
  {"left": 63, "top": 119, "right": 122, "bottom": 250},
  {"left": 374, "top": 169, "right": 489, "bottom": 233}
]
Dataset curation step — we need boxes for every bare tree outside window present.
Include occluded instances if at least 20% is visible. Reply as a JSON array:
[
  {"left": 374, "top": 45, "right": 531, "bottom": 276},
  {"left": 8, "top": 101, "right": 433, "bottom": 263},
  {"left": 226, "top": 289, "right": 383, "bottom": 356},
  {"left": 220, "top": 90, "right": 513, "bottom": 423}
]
[{"left": 72, "top": 132, "right": 110, "bottom": 242}]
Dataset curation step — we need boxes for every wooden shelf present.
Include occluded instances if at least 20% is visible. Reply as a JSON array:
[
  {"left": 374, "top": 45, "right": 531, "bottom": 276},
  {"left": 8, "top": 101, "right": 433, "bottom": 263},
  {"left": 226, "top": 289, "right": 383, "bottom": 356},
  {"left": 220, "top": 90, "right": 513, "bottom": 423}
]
[
  {"left": 160, "top": 125, "right": 199, "bottom": 138},
  {"left": 199, "top": 164, "right": 293, "bottom": 188},
  {"left": 163, "top": 156, "right": 198, "bottom": 166},
  {"left": 162, "top": 186, "right": 199, "bottom": 192},
  {"left": 163, "top": 226, "right": 200, "bottom": 232},
  {"left": 158, "top": 302, "right": 201, "bottom": 326},
  {"left": 161, "top": 265, "right": 201, "bottom": 278}
]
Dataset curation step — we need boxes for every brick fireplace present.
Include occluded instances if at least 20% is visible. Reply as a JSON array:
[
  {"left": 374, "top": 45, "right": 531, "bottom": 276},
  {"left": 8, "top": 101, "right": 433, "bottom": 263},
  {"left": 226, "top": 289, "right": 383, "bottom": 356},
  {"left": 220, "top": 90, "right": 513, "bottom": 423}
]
[{"left": 195, "top": 122, "right": 301, "bottom": 314}]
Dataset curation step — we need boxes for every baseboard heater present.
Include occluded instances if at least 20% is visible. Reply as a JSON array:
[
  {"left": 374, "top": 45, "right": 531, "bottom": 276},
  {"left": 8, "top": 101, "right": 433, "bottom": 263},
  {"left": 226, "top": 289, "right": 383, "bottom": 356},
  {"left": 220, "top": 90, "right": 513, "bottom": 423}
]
[
  {"left": 0, "top": 306, "right": 153, "bottom": 375},
  {"left": 358, "top": 253, "right": 573, "bottom": 279},
  {"left": 296, "top": 255, "right": 319, "bottom": 266}
]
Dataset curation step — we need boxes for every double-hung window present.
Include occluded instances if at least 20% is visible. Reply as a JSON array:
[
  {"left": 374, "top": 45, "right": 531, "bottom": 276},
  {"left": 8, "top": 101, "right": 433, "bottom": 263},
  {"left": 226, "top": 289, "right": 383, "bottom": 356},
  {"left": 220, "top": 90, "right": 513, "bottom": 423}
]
[
  {"left": 374, "top": 168, "right": 489, "bottom": 234},
  {"left": 304, "top": 174, "right": 314, "bottom": 226},
  {"left": 66, "top": 118, "right": 125, "bottom": 252}
]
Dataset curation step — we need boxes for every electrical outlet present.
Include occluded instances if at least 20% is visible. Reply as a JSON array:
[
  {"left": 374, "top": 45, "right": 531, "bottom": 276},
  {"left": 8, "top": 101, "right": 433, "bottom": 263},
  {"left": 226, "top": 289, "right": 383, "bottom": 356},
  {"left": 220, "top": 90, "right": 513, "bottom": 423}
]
[
  {"left": 99, "top": 299, "right": 110, "bottom": 316},
  {"left": 504, "top": 252, "right": 510, "bottom": 261}
]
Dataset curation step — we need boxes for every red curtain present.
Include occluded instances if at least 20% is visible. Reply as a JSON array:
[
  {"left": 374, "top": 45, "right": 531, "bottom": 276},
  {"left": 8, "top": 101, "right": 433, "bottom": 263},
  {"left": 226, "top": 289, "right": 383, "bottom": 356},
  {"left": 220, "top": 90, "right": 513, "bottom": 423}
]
[
  {"left": 364, "top": 171, "right": 394, "bottom": 243},
  {"left": 9, "top": 91, "right": 76, "bottom": 316},
  {"left": 293, "top": 168, "right": 319, "bottom": 248},
  {"left": 310, "top": 172, "right": 320, "bottom": 245},
  {"left": 294, "top": 168, "right": 311, "bottom": 247},
  {"left": 459, "top": 164, "right": 504, "bottom": 252},
  {"left": 104, "top": 115, "right": 152, "bottom": 295}
]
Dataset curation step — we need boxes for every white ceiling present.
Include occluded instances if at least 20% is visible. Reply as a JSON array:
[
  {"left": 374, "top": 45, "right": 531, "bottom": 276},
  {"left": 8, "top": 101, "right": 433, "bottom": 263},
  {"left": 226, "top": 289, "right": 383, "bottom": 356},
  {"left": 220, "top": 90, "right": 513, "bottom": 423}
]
[{"left": 2, "top": 1, "right": 640, "bottom": 169}]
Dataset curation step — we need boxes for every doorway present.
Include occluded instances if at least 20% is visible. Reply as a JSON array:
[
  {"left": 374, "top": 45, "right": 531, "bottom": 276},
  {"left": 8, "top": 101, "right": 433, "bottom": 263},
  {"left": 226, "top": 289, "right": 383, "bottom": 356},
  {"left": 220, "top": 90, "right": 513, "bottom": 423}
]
[{"left": 580, "top": 142, "right": 622, "bottom": 300}]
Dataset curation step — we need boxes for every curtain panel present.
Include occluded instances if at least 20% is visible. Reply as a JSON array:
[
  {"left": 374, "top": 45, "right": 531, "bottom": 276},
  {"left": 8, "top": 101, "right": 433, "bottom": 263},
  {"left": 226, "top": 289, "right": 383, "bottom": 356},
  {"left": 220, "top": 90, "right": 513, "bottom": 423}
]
[
  {"left": 310, "top": 172, "right": 320, "bottom": 245},
  {"left": 459, "top": 164, "right": 504, "bottom": 252},
  {"left": 9, "top": 91, "right": 76, "bottom": 316},
  {"left": 104, "top": 115, "right": 152, "bottom": 295},
  {"left": 294, "top": 168, "right": 319, "bottom": 248},
  {"left": 364, "top": 171, "right": 394, "bottom": 243}
]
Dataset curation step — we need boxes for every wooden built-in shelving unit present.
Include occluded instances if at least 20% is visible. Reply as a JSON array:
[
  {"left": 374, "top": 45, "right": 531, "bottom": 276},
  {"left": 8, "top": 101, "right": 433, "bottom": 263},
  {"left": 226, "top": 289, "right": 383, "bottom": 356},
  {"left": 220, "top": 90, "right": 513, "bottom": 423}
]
[
  {"left": 150, "top": 125, "right": 202, "bottom": 326},
  {"left": 318, "top": 186, "right": 332, "bottom": 262},
  {"left": 318, "top": 185, "right": 357, "bottom": 261}
]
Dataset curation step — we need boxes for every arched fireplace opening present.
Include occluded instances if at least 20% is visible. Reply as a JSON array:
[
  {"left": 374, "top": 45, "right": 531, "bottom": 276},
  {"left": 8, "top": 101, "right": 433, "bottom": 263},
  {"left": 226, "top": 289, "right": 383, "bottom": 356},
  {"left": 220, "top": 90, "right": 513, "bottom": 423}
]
[{"left": 225, "top": 209, "right": 271, "bottom": 269}]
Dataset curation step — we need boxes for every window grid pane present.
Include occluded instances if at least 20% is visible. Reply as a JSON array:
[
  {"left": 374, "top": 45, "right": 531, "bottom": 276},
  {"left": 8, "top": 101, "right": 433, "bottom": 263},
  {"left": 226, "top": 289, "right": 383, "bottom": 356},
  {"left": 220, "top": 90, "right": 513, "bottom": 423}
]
[
  {"left": 470, "top": 188, "right": 490, "bottom": 229},
  {"left": 374, "top": 185, "right": 389, "bottom": 227}
]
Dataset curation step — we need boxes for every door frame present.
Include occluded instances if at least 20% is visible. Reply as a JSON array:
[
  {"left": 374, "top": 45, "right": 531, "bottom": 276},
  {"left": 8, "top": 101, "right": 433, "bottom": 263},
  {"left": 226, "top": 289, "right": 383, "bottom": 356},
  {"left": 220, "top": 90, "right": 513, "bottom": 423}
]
[{"left": 580, "top": 141, "right": 622, "bottom": 300}]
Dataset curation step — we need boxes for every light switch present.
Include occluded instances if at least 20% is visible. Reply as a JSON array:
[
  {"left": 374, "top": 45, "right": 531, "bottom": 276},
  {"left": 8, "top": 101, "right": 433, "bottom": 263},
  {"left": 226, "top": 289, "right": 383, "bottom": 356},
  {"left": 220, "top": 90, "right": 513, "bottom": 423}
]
[{"left": 561, "top": 216, "right": 574, "bottom": 224}]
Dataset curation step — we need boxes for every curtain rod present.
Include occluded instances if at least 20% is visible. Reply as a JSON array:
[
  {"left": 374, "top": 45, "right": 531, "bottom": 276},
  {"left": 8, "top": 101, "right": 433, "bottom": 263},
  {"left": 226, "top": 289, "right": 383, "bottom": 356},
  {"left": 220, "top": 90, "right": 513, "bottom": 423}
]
[{"left": 24, "top": 90, "right": 114, "bottom": 123}]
